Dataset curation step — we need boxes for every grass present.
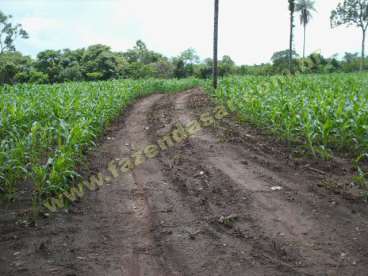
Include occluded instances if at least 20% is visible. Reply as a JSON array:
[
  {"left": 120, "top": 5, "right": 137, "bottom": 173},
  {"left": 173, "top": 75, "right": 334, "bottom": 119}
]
[
  {"left": 0, "top": 78, "right": 200, "bottom": 203},
  {"left": 208, "top": 73, "right": 368, "bottom": 184}
]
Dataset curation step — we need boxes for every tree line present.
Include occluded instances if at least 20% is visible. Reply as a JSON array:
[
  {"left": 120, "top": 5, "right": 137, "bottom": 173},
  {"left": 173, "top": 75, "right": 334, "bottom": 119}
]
[
  {"left": 0, "top": 40, "right": 242, "bottom": 84},
  {"left": 1, "top": 0, "right": 368, "bottom": 85},
  {"left": 0, "top": 40, "right": 365, "bottom": 85}
]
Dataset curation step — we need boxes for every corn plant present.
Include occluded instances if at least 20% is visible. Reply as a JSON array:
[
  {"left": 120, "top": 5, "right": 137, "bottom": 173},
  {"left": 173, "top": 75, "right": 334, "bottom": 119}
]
[
  {"left": 209, "top": 73, "right": 368, "bottom": 164},
  {"left": 0, "top": 78, "right": 200, "bottom": 203}
]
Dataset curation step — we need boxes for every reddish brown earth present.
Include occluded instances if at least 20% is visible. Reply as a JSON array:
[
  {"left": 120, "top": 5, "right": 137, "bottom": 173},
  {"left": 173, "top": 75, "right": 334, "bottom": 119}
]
[{"left": 1, "top": 89, "right": 368, "bottom": 276}]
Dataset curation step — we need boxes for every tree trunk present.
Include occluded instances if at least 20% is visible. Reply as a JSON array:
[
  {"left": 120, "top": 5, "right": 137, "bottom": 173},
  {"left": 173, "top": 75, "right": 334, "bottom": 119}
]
[
  {"left": 361, "top": 29, "right": 366, "bottom": 71},
  {"left": 213, "top": 0, "right": 219, "bottom": 89},
  {"left": 302, "top": 22, "right": 306, "bottom": 73},
  {"left": 303, "top": 23, "right": 306, "bottom": 60},
  {"left": 289, "top": 5, "right": 294, "bottom": 74}
]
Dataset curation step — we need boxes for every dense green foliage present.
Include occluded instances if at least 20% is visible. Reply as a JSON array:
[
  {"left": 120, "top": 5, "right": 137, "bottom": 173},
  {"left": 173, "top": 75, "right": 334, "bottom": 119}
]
[
  {"left": 0, "top": 78, "right": 200, "bottom": 200},
  {"left": 210, "top": 74, "right": 368, "bottom": 160},
  {"left": 0, "top": 41, "right": 242, "bottom": 84},
  {"left": 1, "top": 42, "right": 366, "bottom": 84},
  {"left": 240, "top": 51, "right": 367, "bottom": 75}
]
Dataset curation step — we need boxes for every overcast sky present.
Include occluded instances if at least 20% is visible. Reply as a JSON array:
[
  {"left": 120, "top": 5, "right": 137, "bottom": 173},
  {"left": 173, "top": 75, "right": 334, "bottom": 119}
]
[{"left": 1, "top": 0, "right": 363, "bottom": 65}]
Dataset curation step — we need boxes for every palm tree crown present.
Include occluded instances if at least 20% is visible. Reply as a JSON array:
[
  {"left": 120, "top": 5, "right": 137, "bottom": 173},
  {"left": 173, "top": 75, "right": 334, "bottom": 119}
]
[{"left": 296, "top": 0, "right": 316, "bottom": 27}]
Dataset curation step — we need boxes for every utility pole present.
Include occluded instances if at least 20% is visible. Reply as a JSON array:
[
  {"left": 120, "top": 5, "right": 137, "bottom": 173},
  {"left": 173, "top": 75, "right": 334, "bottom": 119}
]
[{"left": 213, "top": 0, "right": 219, "bottom": 89}]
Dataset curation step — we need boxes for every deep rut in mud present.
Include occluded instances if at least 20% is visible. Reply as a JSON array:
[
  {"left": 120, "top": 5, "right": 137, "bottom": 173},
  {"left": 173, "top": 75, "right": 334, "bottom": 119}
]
[{"left": 1, "top": 89, "right": 368, "bottom": 276}]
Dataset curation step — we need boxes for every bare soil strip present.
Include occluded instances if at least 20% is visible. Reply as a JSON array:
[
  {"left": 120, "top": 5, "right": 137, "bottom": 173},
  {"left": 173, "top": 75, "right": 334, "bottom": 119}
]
[{"left": 1, "top": 89, "right": 368, "bottom": 276}]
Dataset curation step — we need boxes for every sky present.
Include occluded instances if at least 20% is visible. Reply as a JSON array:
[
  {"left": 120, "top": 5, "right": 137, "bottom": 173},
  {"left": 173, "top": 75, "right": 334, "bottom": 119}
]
[{"left": 1, "top": 0, "right": 363, "bottom": 65}]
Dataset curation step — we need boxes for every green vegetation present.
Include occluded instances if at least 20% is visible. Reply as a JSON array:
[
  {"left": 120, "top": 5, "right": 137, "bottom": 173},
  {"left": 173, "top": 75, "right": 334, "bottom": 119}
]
[
  {"left": 1, "top": 1, "right": 368, "bottom": 205},
  {"left": 1, "top": 40, "right": 367, "bottom": 85},
  {"left": 0, "top": 40, "right": 239, "bottom": 85},
  {"left": 0, "top": 78, "right": 200, "bottom": 201},
  {"left": 1, "top": 0, "right": 368, "bottom": 85},
  {"left": 210, "top": 74, "right": 368, "bottom": 163}
]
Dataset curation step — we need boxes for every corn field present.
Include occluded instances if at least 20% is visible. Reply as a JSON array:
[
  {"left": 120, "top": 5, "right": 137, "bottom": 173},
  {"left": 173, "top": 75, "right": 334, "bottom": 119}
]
[
  {"left": 211, "top": 73, "right": 368, "bottom": 161},
  {"left": 0, "top": 78, "right": 200, "bottom": 200}
]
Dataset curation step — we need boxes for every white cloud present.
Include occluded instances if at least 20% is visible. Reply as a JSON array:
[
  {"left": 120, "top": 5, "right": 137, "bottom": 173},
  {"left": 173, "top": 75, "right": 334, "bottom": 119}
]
[{"left": 21, "top": 17, "right": 63, "bottom": 33}]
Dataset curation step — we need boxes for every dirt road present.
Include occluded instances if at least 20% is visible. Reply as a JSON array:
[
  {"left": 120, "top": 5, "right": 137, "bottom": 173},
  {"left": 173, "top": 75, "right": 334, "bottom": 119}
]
[{"left": 1, "top": 89, "right": 368, "bottom": 275}]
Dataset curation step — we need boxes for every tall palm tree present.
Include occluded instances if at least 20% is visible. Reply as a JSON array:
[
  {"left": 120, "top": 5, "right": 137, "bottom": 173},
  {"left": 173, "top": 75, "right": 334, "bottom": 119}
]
[
  {"left": 213, "top": 0, "right": 219, "bottom": 89},
  {"left": 288, "top": 0, "right": 296, "bottom": 73},
  {"left": 296, "top": 0, "right": 316, "bottom": 60}
]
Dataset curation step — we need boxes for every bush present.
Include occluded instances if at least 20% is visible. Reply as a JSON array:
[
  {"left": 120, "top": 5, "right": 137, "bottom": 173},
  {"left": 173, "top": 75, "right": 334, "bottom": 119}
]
[
  {"left": 86, "top": 72, "right": 103, "bottom": 81},
  {"left": 29, "top": 71, "right": 49, "bottom": 84}
]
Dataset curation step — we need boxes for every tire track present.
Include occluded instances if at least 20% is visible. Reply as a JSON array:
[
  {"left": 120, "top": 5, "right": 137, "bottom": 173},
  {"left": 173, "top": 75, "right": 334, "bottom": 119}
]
[{"left": 1, "top": 89, "right": 368, "bottom": 276}]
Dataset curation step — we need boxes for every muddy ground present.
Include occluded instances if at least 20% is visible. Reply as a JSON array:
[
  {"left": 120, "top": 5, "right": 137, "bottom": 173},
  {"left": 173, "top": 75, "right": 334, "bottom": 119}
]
[{"left": 1, "top": 89, "right": 368, "bottom": 276}]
